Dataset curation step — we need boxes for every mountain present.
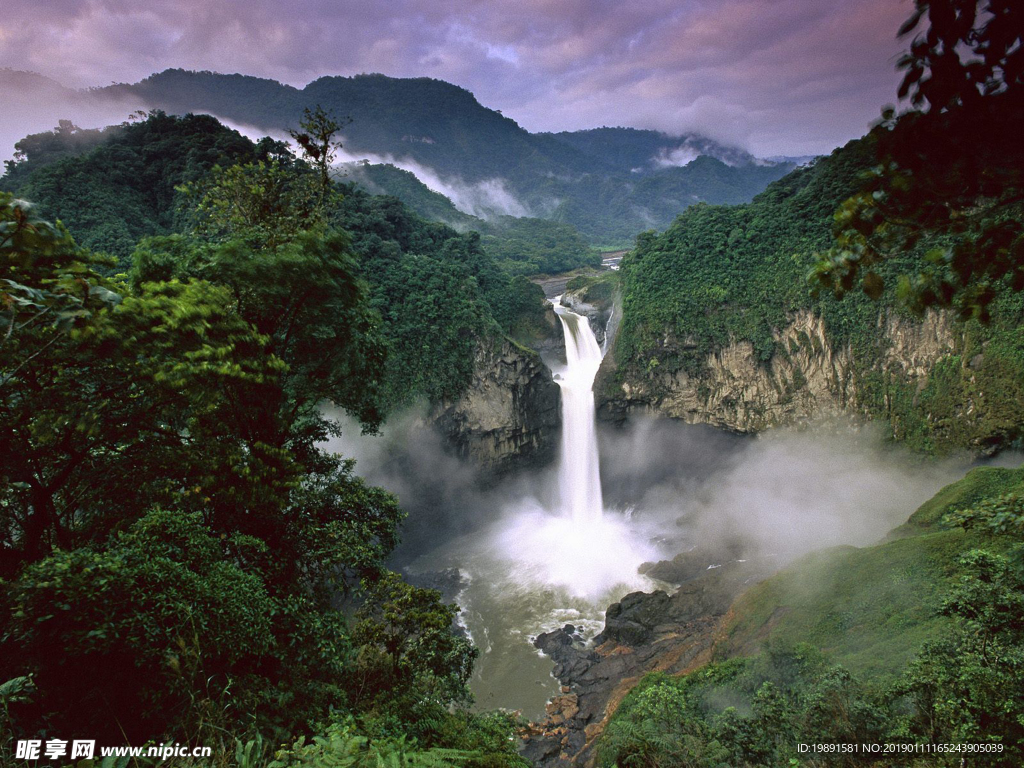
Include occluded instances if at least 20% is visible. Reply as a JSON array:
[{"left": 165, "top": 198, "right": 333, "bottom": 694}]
[
  {"left": 542, "top": 126, "right": 764, "bottom": 172},
  {"left": 1, "top": 68, "right": 794, "bottom": 244},
  {"left": 599, "top": 133, "right": 1024, "bottom": 456}
]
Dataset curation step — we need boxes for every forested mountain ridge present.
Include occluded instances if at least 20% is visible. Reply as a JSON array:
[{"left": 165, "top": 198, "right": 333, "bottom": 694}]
[
  {"left": 1, "top": 67, "right": 794, "bottom": 243},
  {"left": 540, "top": 126, "right": 764, "bottom": 172},
  {"left": 0, "top": 112, "right": 561, "bottom": 463},
  {"left": 600, "top": 127, "right": 1024, "bottom": 456}
]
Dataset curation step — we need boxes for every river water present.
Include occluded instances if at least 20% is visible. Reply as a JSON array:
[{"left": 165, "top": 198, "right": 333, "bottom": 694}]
[{"left": 409, "top": 299, "right": 665, "bottom": 717}]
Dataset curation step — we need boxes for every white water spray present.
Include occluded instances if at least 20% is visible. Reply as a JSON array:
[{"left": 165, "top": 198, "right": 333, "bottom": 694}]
[
  {"left": 399, "top": 294, "right": 665, "bottom": 715},
  {"left": 553, "top": 302, "right": 605, "bottom": 523}
]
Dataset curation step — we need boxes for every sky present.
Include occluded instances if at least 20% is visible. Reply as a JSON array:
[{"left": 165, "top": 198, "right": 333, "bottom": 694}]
[{"left": 1, "top": 0, "right": 913, "bottom": 156}]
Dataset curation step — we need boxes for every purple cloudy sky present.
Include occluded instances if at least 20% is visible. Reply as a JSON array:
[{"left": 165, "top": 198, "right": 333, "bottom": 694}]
[{"left": 2, "top": 0, "right": 912, "bottom": 155}]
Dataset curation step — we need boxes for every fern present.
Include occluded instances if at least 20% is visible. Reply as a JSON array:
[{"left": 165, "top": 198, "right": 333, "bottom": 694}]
[{"left": 268, "top": 724, "right": 477, "bottom": 768}]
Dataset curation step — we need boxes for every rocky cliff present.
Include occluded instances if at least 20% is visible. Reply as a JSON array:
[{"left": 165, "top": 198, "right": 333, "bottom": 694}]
[
  {"left": 432, "top": 336, "right": 560, "bottom": 474},
  {"left": 598, "top": 309, "right": 964, "bottom": 437},
  {"left": 523, "top": 554, "right": 780, "bottom": 766},
  {"left": 560, "top": 277, "right": 618, "bottom": 347}
]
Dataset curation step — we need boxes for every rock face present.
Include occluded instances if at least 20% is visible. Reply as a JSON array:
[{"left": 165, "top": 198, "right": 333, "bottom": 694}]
[
  {"left": 561, "top": 286, "right": 616, "bottom": 346},
  {"left": 432, "top": 337, "right": 560, "bottom": 474},
  {"left": 534, "top": 302, "right": 568, "bottom": 360},
  {"left": 598, "top": 309, "right": 955, "bottom": 433},
  {"left": 522, "top": 558, "right": 780, "bottom": 767}
]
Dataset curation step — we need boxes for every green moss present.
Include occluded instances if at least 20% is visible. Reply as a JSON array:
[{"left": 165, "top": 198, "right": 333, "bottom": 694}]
[
  {"left": 717, "top": 465, "right": 1024, "bottom": 681},
  {"left": 898, "top": 464, "right": 1024, "bottom": 532}
]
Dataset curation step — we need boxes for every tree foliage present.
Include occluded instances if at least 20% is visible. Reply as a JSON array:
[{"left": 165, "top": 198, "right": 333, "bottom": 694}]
[
  {"left": 0, "top": 171, "right": 518, "bottom": 763},
  {"left": 0, "top": 113, "right": 550, "bottom": 417},
  {"left": 810, "top": 0, "right": 1024, "bottom": 320},
  {"left": 289, "top": 105, "right": 349, "bottom": 207}
]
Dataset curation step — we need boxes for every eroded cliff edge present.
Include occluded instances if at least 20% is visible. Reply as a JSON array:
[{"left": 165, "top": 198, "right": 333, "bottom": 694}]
[
  {"left": 597, "top": 308, "right": 1021, "bottom": 454},
  {"left": 432, "top": 336, "right": 561, "bottom": 474}
]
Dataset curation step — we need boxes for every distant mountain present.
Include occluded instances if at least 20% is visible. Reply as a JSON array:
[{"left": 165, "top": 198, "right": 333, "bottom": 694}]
[
  {"left": 2, "top": 68, "right": 796, "bottom": 244},
  {"left": 764, "top": 154, "right": 820, "bottom": 166},
  {"left": 543, "top": 127, "right": 763, "bottom": 172}
]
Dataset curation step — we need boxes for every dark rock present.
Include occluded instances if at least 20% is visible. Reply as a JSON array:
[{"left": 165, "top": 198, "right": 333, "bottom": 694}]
[
  {"left": 595, "top": 590, "right": 672, "bottom": 646},
  {"left": 524, "top": 556, "right": 784, "bottom": 767},
  {"left": 534, "top": 628, "right": 574, "bottom": 653},
  {"left": 533, "top": 628, "right": 599, "bottom": 681},
  {"left": 432, "top": 338, "right": 560, "bottom": 476},
  {"left": 640, "top": 542, "right": 746, "bottom": 585}
]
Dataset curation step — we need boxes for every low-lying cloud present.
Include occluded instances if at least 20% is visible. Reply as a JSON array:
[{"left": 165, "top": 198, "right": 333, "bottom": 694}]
[
  {"left": 333, "top": 146, "right": 530, "bottom": 219},
  {"left": 0, "top": 0, "right": 911, "bottom": 156},
  {"left": 0, "top": 70, "right": 148, "bottom": 166},
  {"left": 598, "top": 417, "right": 973, "bottom": 561}
]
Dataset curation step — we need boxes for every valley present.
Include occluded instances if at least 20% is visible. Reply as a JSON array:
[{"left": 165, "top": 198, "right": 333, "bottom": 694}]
[{"left": 2, "top": 3, "right": 1023, "bottom": 765}]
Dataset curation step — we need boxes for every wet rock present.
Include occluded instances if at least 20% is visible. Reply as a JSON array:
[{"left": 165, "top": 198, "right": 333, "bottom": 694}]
[
  {"left": 432, "top": 337, "right": 560, "bottom": 475},
  {"left": 560, "top": 291, "right": 613, "bottom": 346},
  {"left": 533, "top": 628, "right": 599, "bottom": 682},
  {"left": 595, "top": 590, "right": 672, "bottom": 646},
  {"left": 524, "top": 557, "right": 783, "bottom": 767},
  {"left": 640, "top": 542, "right": 746, "bottom": 585}
]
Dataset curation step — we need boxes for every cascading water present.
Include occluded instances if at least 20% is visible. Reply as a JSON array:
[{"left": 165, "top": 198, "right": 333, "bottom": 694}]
[
  {"left": 553, "top": 302, "right": 605, "bottom": 523},
  {"left": 402, "top": 293, "right": 663, "bottom": 716}
]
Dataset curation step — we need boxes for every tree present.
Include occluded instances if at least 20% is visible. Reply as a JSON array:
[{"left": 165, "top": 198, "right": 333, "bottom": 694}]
[
  {"left": 1, "top": 510, "right": 277, "bottom": 744},
  {"left": 1, "top": 195, "right": 284, "bottom": 572},
  {"left": 811, "top": 0, "right": 1024, "bottom": 320},
  {"left": 289, "top": 105, "right": 350, "bottom": 208},
  {"left": 133, "top": 230, "right": 386, "bottom": 434},
  {"left": 177, "top": 159, "right": 319, "bottom": 249},
  {"left": 351, "top": 572, "right": 477, "bottom": 714},
  {"left": 0, "top": 193, "right": 406, "bottom": 746}
]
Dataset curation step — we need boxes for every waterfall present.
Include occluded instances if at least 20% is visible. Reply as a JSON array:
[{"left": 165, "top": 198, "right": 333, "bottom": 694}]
[{"left": 553, "top": 301, "right": 605, "bottom": 524}]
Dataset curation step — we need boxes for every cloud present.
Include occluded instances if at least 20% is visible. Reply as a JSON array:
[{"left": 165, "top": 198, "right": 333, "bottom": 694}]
[
  {"left": 332, "top": 144, "right": 530, "bottom": 219},
  {"left": 0, "top": 70, "right": 148, "bottom": 165},
  {"left": 0, "top": 0, "right": 911, "bottom": 156}
]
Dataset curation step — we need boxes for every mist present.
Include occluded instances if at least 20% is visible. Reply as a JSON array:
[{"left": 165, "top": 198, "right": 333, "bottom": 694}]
[
  {"left": 328, "top": 408, "right": 983, "bottom": 582},
  {"left": 0, "top": 71, "right": 148, "bottom": 166},
  {"left": 176, "top": 117, "right": 532, "bottom": 219},
  {"left": 598, "top": 417, "right": 978, "bottom": 563},
  {"left": 324, "top": 406, "right": 997, "bottom": 716},
  {"left": 332, "top": 143, "right": 530, "bottom": 219}
]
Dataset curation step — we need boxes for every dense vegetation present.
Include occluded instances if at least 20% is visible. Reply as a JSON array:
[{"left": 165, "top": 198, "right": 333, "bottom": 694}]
[
  {"left": 0, "top": 112, "right": 549, "bottom": 416},
  {"left": 1, "top": 67, "right": 793, "bottom": 245},
  {"left": 597, "top": 5, "right": 1024, "bottom": 764},
  {"left": 346, "top": 162, "right": 601, "bottom": 276},
  {"left": 613, "top": 0, "right": 1024, "bottom": 455},
  {"left": 616, "top": 135, "right": 907, "bottom": 368},
  {"left": 599, "top": 465, "right": 1024, "bottom": 767},
  {"left": 812, "top": 0, "right": 1024, "bottom": 321},
  {"left": 613, "top": 126, "right": 1024, "bottom": 454},
  {"left": 0, "top": 113, "right": 289, "bottom": 259},
  {"left": 477, "top": 217, "right": 600, "bottom": 277},
  {"left": 0, "top": 110, "right": 546, "bottom": 764}
]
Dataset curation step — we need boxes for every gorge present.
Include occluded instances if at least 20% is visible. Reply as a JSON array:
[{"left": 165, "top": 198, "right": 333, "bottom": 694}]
[
  {"left": 3, "top": 8, "right": 1023, "bottom": 758},
  {"left": 330, "top": 284, "right": 988, "bottom": 764}
]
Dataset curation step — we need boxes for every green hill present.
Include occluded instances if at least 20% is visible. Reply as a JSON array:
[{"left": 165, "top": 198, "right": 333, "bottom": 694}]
[
  {"left": 609, "top": 131, "right": 1024, "bottom": 455},
  {"left": 1, "top": 68, "right": 793, "bottom": 244},
  {"left": 599, "top": 463, "right": 1024, "bottom": 767},
  {"left": 0, "top": 112, "right": 549, "bottom": 415}
]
